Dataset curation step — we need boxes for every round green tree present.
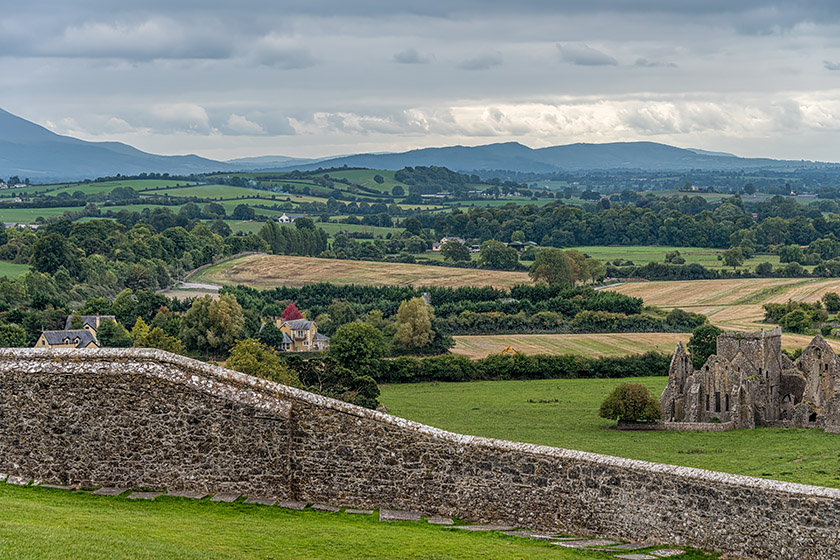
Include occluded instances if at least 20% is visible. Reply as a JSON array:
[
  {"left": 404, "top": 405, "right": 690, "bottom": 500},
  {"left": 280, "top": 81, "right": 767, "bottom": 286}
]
[
  {"left": 598, "top": 383, "right": 661, "bottom": 423},
  {"left": 529, "top": 248, "right": 574, "bottom": 286},
  {"left": 328, "top": 322, "right": 386, "bottom": 372}
]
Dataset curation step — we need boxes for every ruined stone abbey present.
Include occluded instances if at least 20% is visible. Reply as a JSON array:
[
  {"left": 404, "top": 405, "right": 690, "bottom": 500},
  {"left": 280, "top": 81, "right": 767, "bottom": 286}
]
[{"left": 661, "top": 327, "right": 840, "bottom": 432}]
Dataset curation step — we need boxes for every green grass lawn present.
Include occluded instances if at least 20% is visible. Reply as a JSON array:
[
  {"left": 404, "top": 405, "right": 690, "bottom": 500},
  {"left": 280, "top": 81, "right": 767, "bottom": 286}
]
[
  {"left": 0, "top": 207, "right": 83, "bottom": 223},
  {"left": 0, "top": 261, "right": 29, "bottom": 278},
  {"left": 0, "top": 260, "right": 29, "bottom": 278},
  {"left": 380, "top": 376, "right": 840, "bottom": 488},
  {"left": 0, "top": 485, "right": 716, "bottom": 560},
  {"left": 138, "top": 183, "right": 275, "bottom": 199}
]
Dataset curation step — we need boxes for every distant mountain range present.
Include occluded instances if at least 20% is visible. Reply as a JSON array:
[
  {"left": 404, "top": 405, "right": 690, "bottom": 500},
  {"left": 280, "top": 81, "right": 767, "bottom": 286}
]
[
  {"left": 2, "top": 107, "right": 838, "bottom": 182},
  {"left": 0, "top": 108, "right": 231, "bottom": 181},
  {"left": 276, "top": 141, "right": 837, "bottom": 174}
]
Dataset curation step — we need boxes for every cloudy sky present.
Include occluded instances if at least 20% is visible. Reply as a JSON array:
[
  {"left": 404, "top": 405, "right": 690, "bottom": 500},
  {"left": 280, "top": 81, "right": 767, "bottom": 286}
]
[{"left": 3, "top": 1, "right": 840, "bottom": 161}]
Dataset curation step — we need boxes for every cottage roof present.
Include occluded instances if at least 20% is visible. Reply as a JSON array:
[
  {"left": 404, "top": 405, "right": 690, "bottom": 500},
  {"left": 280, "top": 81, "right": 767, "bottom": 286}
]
[
  {"left": 314, "top": 332, "right": 329, "bottom": 341},
  {"left": 64, "top": 315, "right": 116, "bottom": 331},
  {"left": 282, "top": 319, "right": 314, "bottom": 330},
  {"left": 41, "top": 329, "right": 100, "bottom": 348}
]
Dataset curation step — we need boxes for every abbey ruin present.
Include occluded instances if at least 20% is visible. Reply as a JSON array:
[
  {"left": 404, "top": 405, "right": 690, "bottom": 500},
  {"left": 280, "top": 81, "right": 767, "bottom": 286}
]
[{"left": 661, "top": 327, "right": 840, "bottom": 432}]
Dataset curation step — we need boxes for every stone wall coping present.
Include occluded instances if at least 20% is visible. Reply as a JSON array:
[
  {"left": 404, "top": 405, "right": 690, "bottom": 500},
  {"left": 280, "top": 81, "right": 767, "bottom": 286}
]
[{"left": 4, "top": 347, "right": 840, "bottom": 502}]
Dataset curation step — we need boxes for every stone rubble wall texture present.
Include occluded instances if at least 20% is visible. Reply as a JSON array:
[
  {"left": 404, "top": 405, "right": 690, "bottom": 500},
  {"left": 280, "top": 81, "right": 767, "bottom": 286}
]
[
  {"left": 661, "top": 328, "right": 840, "bottom": 432},
  {"left": 1, "top": 348, "right": 839, "bottom": 560}
]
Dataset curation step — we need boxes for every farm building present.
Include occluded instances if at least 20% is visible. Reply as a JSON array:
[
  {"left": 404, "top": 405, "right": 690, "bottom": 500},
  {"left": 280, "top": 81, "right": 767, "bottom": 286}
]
[{"left": 268, "top": 318, "right": 330, "bottom": 352}]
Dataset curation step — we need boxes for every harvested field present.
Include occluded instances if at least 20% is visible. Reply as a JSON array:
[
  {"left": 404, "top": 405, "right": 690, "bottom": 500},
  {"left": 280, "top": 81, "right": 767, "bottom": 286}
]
[
  {"left": 609, "top": 278, "right": 840, "bottom": 333},
  {"left": 452, "top": 333, "right": 691, "bottom": 359},
  {"left": 193, "top": 254, "right": 531, "bottom": 289},
  {"left": 451, "top": 331, "right": 835, "bottom": 358}
]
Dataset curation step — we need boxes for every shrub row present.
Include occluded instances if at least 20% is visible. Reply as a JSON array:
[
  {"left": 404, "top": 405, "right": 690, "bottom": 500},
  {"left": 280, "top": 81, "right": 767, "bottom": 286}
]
[{"left": 376, "top": 351, "right": 671, "bottom": 383}]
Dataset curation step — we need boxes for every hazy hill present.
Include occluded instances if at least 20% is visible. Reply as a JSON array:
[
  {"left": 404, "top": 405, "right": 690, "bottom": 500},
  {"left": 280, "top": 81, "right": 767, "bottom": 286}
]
[
  {"left": 0, "top": 108, "right": 230, "bottom": 181},
  {"left": 225, "top": 155, "right": 323, "bottom": 170},
  {"left": 4, "top": 107, "right": 839, "bottom": 181},
  {"left": 276, "top": 141, "right": 832, "bottom": 173}
]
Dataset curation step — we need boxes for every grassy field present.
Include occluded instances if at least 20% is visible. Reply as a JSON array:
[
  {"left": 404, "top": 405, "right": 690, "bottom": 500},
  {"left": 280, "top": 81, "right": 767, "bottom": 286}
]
[
  {"left": 0, "top": 484, "right": 715, "bottom": 560},
  {"left": 138, "top": 183, "right": 276, "bottom": 199},
  {"left": 380, "top": 376, "right": 840, "bottom": 488},
  {"left": 609, "top": 277, "right": 840, "bottom": 331},
  {"left": 0, "top": 260, "right": 29, "bottom": 279},
  {"left": 323, "top": 169, "right": 408, "bottom": 193},
  {"left": 0, "top": 207, "right": 82, "bottom": 222},
  {"left": 452, "top": 333, "right": 691, "bottom": 359},
  {"left": 193, "top": 254, "right": 531, "bottom": 289},
  {"left": 571, "top": 245, "right": 781, "bottom": 271}
]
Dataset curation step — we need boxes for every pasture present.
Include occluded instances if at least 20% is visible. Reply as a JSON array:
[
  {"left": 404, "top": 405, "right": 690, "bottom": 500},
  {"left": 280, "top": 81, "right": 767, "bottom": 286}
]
[
  {"left": 380, "top": 376, "right": 840, "bottom": 488},
  {"left": 0, "top": 260, "right": 29, "bottom": 278},
  {"left": 0, "top": 484, "right": 685, "bottom": 560},
  {"left": 138, "top": 183, "right": 277, "bottom": 199},
  {"left": 571, "top": 245, "right": 781, "bottom": 271},
  {"left": 192, "top": 254, "right": 531, "bottom": 289},
  {"left": 609, "top": 277, "right": 840, "bottom": 331}
]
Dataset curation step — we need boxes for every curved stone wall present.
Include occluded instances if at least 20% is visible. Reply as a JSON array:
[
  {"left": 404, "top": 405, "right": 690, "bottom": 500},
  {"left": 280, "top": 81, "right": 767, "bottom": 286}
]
[{"left": 1, "top": 348, "right": 838, "bottom": 559}]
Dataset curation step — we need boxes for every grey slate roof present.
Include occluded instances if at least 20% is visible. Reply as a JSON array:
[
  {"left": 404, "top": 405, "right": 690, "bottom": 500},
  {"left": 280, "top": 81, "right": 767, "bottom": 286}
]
[
  {"left": 64, "top": 315, "right": 116, "bottom": 331},
  {"left": 282, "top": 319, "right": 314, "bottom": 330},
  {"left": 314, "top": 333, "right": 330, "bottom": 341},
  {"left": 40, "top": 330, "right": 100, "bottom": 348}
]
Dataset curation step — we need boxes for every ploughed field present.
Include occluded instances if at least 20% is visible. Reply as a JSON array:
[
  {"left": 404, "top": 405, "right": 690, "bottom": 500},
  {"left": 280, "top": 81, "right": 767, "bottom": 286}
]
[
  {"left": 191, "top": 253, "right": 531, "bottom": 289},
  {"left": 380, "top": 376, "right": 840, "bottom": 489},
  {"left": 608, "top": 277, "right": 840, "bottom": 331},
  {"left": 0, "top": 485, "right": 717, "bottom": 559}
]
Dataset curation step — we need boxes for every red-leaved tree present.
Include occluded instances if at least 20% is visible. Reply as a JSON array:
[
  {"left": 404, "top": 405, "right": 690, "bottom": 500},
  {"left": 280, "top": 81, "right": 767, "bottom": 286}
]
[{"left": 281, "top": 303, "right": 304, "bottom": 321}]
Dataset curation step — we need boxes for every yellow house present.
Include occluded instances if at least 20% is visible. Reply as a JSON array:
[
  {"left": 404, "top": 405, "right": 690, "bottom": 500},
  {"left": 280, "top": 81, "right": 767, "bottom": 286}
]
[
  {"left": 272, "top": 318, "right": 330, "bottom": 352},
  {"left": 35, "top": 329, "right": 100, "bottom": 349}
]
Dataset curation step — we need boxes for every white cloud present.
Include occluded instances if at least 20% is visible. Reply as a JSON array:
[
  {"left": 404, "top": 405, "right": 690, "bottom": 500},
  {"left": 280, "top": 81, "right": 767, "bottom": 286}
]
[
  {"left": 825, "top": 60, "right": 840, "bottom": 71},
  {"left": 223, "top": 114, "right": 266, "bottom": 135},
  {"left": 149, "top": 103, "right": 213, "bottom": 134}
]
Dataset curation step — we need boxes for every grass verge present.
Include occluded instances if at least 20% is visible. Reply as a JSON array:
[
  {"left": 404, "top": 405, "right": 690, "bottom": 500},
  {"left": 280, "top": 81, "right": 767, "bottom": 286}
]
[{"left": 0, "top": 485, "right": 716, "bottom": 559}]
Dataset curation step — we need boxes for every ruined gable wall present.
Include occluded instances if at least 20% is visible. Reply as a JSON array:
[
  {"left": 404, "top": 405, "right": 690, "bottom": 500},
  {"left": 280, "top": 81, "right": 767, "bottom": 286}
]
[{"left": 0, "top": 348, "right": 839, "bottom": 560}]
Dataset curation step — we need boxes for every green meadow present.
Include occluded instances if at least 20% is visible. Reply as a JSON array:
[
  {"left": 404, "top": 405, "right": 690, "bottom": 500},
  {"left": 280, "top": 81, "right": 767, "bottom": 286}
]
[
  {"left": 0, "top": 260, "right": 29, "bottom": 278},
  {"left": 0, "top": 485, "right": 717, "bottom": 560},
  {"left": 380, "top": 376, "right": 840, "bottom": 488},
  {"left": 570, "top": 245, "right": 782, "bottom": 270}
]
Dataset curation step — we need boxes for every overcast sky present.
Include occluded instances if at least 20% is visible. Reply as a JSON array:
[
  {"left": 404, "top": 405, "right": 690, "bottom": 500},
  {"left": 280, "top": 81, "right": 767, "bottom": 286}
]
[{"left": 3, "top": 1, "right": 840, "bottom": 161}]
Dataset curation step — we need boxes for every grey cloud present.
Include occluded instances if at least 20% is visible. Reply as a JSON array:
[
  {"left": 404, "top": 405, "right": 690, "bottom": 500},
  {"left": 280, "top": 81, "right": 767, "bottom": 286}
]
[
  {"left": 394, "top": 48, "right": 432, "bottom": 64},
  {"left": 635, "top": 58, "right": 678, "bottom": 68},
  {"left": 41, "top": 18, "right": 234, "bottom": 60},
  {"left": 252, "top": 35, "right": 318, "bottom": 69},
  {"left": 557, "top": 43, "right": 618, "bottom": 66},
  {"left": 824, "top": 61, "right": 840, "bottom": 71},
  {"left": 457, "top": 52, "right": 502, "bottom": 70}
]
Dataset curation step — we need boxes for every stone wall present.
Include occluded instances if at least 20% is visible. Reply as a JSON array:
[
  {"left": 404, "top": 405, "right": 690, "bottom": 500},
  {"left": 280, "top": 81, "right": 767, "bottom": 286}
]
[
  {"left": 1, "top": 348, "right": 839, "bottom": 559},
  {"left": 618, "top": 421, "right": 736, "bottom": 432}
]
